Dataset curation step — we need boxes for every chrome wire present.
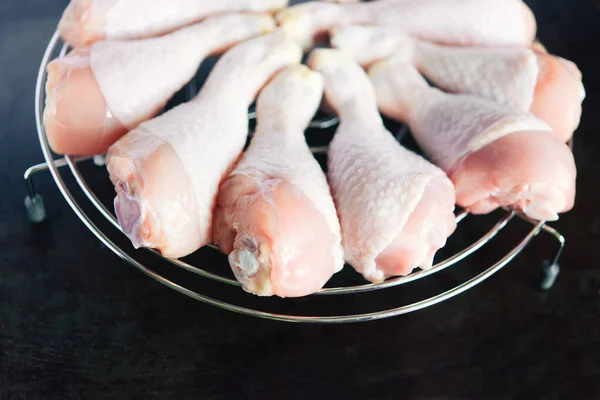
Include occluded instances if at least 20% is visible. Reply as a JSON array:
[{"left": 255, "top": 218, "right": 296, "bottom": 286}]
[
  {"left": 64, "top": 155, "right": 241, "bottom": 287},
  {"left": 66, "top": 153, "right": 512, "bottom": 296},
  {"left": 34, "top": 31, "right": 551, "bottom": 323},
  {"left": 318, "top": 211, "right": 514, "bottom": 295}
]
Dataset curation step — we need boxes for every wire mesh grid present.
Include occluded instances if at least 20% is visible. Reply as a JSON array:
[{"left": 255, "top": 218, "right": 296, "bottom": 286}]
[{"left": 24, "top": 31, "right": 566, "bottom": 323}]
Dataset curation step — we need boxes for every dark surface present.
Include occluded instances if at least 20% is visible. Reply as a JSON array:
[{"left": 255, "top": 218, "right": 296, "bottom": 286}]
[{"left": 1, "top": 0, "right": 600, "bottom": 398}]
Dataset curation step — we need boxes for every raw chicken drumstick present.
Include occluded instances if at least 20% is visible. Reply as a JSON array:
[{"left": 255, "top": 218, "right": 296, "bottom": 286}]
[
  {"left": 331, "top": 26, "right": 585, "bottom": 142},
  {"left": 59, "top": 0, "right": 288, "bottom": 47},
  {"left": 45, "top": 13, "right": 275, "bottom": 156},
  {"left": 212, "top": 66, "right": 344, "bottom": 297},
  {"left": 368, "top": 56, "right": 577, "bottom": 220},
  {"left": 106, "top": 33, "right": 302, "bottom": 258},
  {"left": 277, "top": 0, "right": 536, "bottom": 51},
  {"left": 529, "top": 47, "right": 585, "bottom": 143},
  {"left": 308, "top": 49, "right": 457, "bottom": 283}
]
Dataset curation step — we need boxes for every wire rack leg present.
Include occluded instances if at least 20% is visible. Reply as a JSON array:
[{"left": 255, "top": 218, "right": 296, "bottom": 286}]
[
  {"left": 24, "top": 161, "right": 53, "bottom": 223},
  {"left": 539, "top": 224, "right": 565, "bottom": 290},
  {"left": 93, "top": 154, "right": 106, "bottom": 167},
  {"left": 24, "top": 156, "right": 97, "bottom": 222},
  {"left": 24, "top": 158, "right": 74, "bottom": 223}
]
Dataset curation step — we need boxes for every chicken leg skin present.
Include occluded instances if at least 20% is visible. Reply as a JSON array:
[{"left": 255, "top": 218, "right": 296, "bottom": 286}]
[
  {"left": 213, "top": 65, "right": 344, "bottom": 297},
  {"left": 308, "top": 49, "right": 456, "bottom": 283},
  {"left": 331, "top": 25, "right": 585, "bottom": 142},
  {"left": 59, "top": 0, "right": 288, "bottom": 47},
  {"left": 369, "top": 56, "right": 576, "bottom": 221},
  {"left": 45, "top": 13, "right": 275, "bottom": 156},
  {"left": 106, "top": 33, "right": 302, "bottom": 258}
]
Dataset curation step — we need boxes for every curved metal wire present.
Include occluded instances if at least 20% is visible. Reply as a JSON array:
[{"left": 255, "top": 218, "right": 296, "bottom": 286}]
[
  {"left": 34, "top": 31, "right": 552, "bottom": 323},
  {"left": 65, "top": 153, "right": 513, "bottom": 296},
  {"left": 64, "top": 155, "right": 241, "bottom": 287},
  {"left": 248, "top": 106, "right": 339, "bottom": 129},
  {"left": 318, "top": 211, "right": 514, "bottom": 295}
]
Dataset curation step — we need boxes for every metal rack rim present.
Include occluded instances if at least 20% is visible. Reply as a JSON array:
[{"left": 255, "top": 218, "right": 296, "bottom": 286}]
[{"left": 26, "top": 30, "right": 565, "bottom": 323}]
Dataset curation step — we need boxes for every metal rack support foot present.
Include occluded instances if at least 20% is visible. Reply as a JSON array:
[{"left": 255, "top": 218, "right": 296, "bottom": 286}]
[
  {"left": 23, "top": 160, "right": 64, "bottom": 223},
  {"left": 24, "top": 157, "right": 92, "bottom": 223},
  {"left": 540, "top": 224, "right": 565, "bottom": 290}
]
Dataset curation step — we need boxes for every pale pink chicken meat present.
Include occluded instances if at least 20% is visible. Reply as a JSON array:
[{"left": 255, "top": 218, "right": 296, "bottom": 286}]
[
  {"left": 308, "top": 49, "right": 457, "bottom": 283},
  {"left": 530, "top": 48, "right": 585, "bottom": 142},
  {"left": 212, "top": 65, "right": 344, "bottom": 297},
  {"left": 277, "top": 0, "right": 536, "bottom": 51},
  {"left": 331, "top": 26, "right": 585, "bottom": 142},
  {"left": 45, "top": 13, "right": 274, "bottom": 156},
  {"left": 368, "top": 56, "right": 576, "bottom": 220},
  {"left": 59, "top": 0, "right": 288, "bottom": 47},
  {"left": 106, "top": 33, "right": 302, "bottom": 258}
]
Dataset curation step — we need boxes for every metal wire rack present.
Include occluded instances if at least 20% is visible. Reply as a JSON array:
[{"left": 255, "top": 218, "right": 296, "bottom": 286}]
[{"left": 24, "top": 31, "right": 566, "bottom": 324}]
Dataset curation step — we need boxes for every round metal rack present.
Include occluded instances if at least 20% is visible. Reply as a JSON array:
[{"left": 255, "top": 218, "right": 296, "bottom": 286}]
[{"left": 24, "top": 31, "right": 566, "bottom": 323}]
